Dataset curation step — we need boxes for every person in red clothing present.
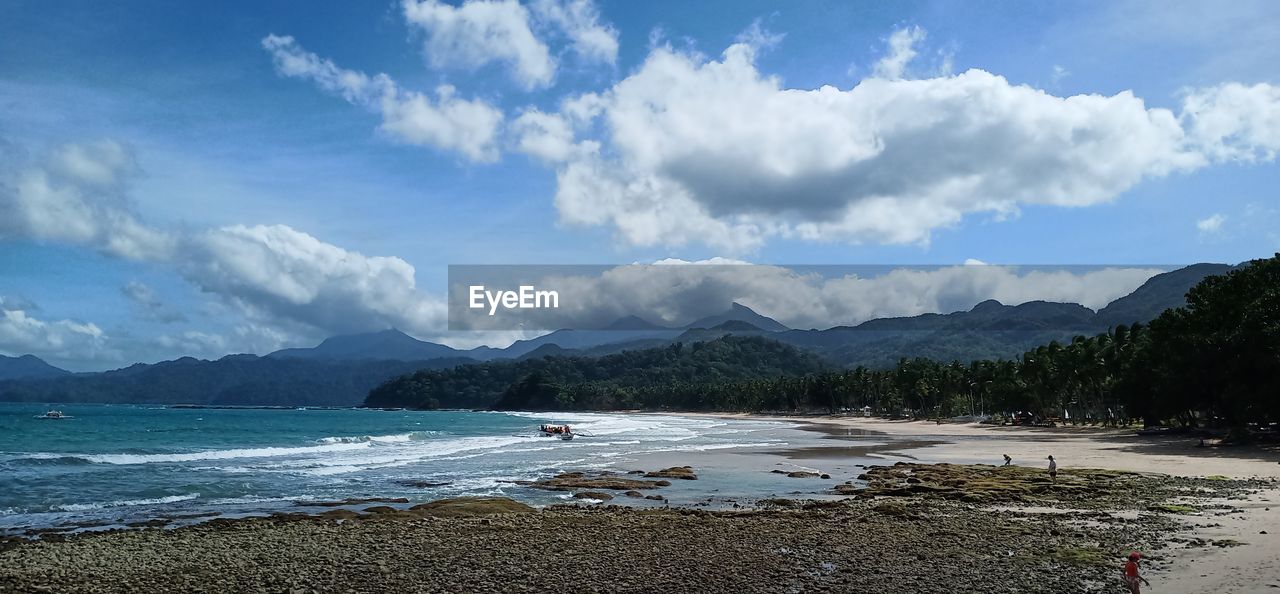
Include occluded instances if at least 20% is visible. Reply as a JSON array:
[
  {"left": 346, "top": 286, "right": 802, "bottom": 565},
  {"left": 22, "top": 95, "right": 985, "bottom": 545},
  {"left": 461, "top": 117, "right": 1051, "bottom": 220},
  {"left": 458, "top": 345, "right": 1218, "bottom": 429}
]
[{"left": 1123, "top": 551, "right": 1150, "bottom": 593}]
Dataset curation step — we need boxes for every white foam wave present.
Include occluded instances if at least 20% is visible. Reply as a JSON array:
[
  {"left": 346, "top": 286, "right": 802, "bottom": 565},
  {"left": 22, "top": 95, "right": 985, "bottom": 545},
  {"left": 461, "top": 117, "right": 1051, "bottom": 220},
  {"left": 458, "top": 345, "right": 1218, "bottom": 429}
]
[
  {"left": 63, "top": 442, "right": 373, "bottom": 465},
  {"left": 56, "top": 493, "right": 199, "bottom": 512},
  {"left": 280, "top": 436, "right": 531, "bottom": 476},
  {"left": 205, "top": 495, "right": 311, "bottom": 506},
  {"left": 645, "top": 441, "right": 781, "bottom": 454},
  {"left": 316, "top": 431, "right": 439, "bottom": 444}
]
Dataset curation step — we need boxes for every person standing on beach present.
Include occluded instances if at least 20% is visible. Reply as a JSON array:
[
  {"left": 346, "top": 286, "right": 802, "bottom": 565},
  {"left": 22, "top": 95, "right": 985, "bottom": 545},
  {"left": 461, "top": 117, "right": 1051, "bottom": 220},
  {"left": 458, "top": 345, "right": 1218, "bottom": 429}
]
[
  {"left": 1047, "top": 455, "right": 1057, "bottom": 481},
  {"left": 1123, "top": 551, "right": 1150, "bottom": 593},
  {"left": 1002, "top": 454, "right": 1012, "bottom": 466}
]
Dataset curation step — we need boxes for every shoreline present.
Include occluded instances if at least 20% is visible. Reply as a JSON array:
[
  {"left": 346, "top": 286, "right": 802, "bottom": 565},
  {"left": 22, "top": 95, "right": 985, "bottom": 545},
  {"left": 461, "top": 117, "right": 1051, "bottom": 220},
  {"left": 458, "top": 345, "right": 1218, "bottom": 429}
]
[
  {"left": 2, "top": 461, "right": 1272, "bottom": 593},
  {"left": 6, "top": 411, "right": 1280, "bottom": 592},
  {"left": 682, "top": 411, "right": 1280, "bottom": 478},
  {"left": 692, "top": 412, "right": 1280, "bottom": 593}
]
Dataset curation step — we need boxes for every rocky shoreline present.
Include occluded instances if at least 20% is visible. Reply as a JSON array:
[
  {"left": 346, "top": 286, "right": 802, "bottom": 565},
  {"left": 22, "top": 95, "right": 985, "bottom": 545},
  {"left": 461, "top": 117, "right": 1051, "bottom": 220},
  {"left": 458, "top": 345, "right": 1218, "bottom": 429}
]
[{"left": 2, "top": 463, "right": 1273, "bottom": 593}]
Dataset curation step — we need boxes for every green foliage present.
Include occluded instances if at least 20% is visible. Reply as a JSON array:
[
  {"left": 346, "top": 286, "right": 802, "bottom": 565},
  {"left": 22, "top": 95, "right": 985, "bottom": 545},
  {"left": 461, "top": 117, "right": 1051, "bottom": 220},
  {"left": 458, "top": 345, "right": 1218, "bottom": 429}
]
[
  {"left": 365, "top": 335, "right": 830, "bottom": 410},
  {"left": 366, "top": 255, "right": 1280, "bottom": 429}
]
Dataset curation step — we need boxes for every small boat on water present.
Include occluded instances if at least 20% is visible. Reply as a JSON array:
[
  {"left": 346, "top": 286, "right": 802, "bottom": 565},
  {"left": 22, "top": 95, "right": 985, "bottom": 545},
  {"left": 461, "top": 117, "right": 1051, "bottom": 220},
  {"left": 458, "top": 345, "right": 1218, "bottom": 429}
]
[
  {"left": 35, "top": 410, "right": 70, "bottom": 420},
  {"left": 539, "top": 424, "right": 572, "bottom": 437}
]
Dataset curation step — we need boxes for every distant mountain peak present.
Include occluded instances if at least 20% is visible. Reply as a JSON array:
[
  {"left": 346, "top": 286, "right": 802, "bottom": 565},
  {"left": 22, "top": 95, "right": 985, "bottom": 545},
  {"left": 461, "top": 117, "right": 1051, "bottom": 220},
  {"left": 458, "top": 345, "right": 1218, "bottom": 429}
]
[
  {"left": 1095, "top": 263, "right": 1235, "bottom": 327},
  {"left": 0, "top": 354, "right": 71, "bottom": 380},
  {"left": 970, "top": 299, "right": 1006, "bottom": 313},
  {"left": 684, "top": 303, "right": 789, "bottom": 332},
  {"left": 268, "top": 328, "right": 464, "bottom": 362}
]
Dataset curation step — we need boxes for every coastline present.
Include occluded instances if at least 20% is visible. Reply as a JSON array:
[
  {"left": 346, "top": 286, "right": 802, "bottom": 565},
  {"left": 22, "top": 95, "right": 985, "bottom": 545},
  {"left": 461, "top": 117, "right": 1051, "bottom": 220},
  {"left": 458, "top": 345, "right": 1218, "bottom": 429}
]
[
  {"left": 4, "top": 412, "right": 1280, "bottom": 593},
  {"left": 695, "top": 413, "right": 1280, "bottom": 593}
]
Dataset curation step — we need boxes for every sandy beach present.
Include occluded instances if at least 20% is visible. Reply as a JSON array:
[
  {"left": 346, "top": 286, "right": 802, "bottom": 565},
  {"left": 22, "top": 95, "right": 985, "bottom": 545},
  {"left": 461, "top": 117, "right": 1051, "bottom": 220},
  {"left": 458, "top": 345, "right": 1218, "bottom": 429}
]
[
  {"left": 762, "top": 415, "right": 1280, "bottom": 594},
  {"left": 3, "top": 415, "right": 1279, "bottom": 593}
]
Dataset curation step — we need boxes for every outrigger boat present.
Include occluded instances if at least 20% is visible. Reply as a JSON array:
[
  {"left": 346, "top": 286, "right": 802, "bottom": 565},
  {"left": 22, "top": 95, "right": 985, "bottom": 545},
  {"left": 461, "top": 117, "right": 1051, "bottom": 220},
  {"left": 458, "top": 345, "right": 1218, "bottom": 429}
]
[
  {"left": 35, "top": 410, "right": 70, "bottom": 420},
  {"left": 538, "top": 424, "right": 575, "bottom": 440}
]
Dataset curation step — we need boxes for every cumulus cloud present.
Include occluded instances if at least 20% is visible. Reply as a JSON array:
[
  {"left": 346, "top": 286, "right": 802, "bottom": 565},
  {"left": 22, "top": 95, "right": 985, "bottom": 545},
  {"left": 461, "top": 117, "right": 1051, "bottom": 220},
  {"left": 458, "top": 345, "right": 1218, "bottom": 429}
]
[
  {"left": 511, "top": 109, "right": 578, "bottom": 162},
  {"left": 1196, "top": 213, "right": 1227, "bottom": 234},
  {"left": 0, "top": 297, "right": 114, "bottom": 364},
  {"left": 121, "top": 281, "right": 188, "bottom": 324},
  {"left": 180, "top": 224, "right": 446, "bottom": 336},
  {"left": 1181, "top": 82, "right": 1280, "bottom": 162},
  {"left": 1, "top": 139, "right": 449, "bottom": 347},
  {"left": 403, "top": 0, "right": 555, "bottom": 90},
  {"left": 528, "top": 27, "right": 1280, "bottom": 251},
  {"left": 0, "top": 140, "right": 174, "bottom": 259},
  {"left": 399, "top": 0, "right": 618, "bottom": 90},
  {"left": 262, "top": 35, "right": 503, "bottom": 162},
  {"left": 530, "top": 0, "right": 619, "bottom": 65}
]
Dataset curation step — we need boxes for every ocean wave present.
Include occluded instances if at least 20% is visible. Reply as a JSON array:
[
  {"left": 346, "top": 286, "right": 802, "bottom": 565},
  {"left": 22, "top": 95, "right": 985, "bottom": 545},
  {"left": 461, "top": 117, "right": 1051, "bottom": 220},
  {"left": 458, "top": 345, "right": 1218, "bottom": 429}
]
[
  {"left": 55, "top": 493, "right": 200, "bottom": 512},
  {"left": 316, "top": 431, "right": 440, "bottom": 444},
  {"left": 23, "top": 442, "right": 373, "bottom": 466},
  {"left": 279, "top": 436, "right": 530, "bottom": 476},
  {"left": 8, "top": 453, "right": 96, "bottom": 466},
  {"left": 644, "top": 441, "right": 782, "bottom": 454},
  {"left": 204, "top": 495, "right": 310, "bottom": 506}
]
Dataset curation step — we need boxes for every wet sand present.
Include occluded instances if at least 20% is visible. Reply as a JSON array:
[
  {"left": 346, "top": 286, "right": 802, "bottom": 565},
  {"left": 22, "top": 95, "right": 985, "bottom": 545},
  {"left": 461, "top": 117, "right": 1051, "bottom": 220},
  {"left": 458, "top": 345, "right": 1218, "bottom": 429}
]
[
  {"left": 704, "top": 413, "right": 1280, "bottom": 594},
  {"left": 0, "top": 471, "right": 1238, "bottom": 594},
  {"left": 4, "top": 414, "right": 1280, "bottom": 593}
]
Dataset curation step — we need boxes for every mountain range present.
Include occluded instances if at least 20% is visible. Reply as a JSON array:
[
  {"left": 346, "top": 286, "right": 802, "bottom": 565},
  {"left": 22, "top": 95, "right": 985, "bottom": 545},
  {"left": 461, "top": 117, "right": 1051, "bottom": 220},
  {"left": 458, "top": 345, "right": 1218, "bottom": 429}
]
[
  {"left": 0, "top": 263, "right": 1233, "bottom": 405},
  {"left": 0, "top": 354, "right": 72, "bottom": 381}
]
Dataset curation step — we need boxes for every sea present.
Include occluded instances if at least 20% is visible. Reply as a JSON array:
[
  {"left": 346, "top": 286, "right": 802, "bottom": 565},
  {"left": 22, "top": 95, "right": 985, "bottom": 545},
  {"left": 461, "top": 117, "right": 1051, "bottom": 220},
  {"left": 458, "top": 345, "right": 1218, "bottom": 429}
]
[{"left": 0, "top": 403, "right": 877, "bottom": 536}]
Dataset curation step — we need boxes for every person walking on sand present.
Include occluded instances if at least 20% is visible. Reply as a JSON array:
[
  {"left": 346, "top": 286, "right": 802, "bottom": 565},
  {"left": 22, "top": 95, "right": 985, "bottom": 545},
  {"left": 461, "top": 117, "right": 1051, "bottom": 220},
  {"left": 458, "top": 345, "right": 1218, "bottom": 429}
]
[
  {"left": 1047, "top": 455, "right": 1057, "bottom": 481},
  {"left": 1123, "top": 551, "right": 1150, "bottom": 593},
  {"left": 1002, "top": 454, "right": 1012, "bottom": 466}
]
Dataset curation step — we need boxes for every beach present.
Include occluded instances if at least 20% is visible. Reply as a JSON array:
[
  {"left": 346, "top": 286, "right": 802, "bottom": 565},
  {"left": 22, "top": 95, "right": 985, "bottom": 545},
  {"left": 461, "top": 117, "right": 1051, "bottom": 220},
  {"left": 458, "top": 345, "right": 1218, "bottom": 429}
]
[
  {"left": 765, "top": 416, "right": 1280, "bottom": 594},
  {"left": 3, "top": 415, "right": 1279, "bottom": 593}
]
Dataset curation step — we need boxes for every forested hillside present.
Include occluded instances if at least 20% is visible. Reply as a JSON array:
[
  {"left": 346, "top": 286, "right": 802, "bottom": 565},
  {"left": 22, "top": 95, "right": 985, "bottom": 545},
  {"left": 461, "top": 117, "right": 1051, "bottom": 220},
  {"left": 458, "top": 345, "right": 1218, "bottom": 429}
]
[
  {"left": 366, "top": 254, "right": 1279, "bottom": 431},
  {"left": 0, "top": 356, "right": 471, "bottom": 406},
  {"left": 364, "top": 335, "right": 829, "bottom": 409}
]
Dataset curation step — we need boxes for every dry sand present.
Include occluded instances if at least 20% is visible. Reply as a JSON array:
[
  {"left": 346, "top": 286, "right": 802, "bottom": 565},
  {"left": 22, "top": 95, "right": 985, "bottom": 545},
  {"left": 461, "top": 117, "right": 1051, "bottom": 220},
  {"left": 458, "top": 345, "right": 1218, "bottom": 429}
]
[{"left": 738, "top": 415, "right": 1280, "bottom": 594}]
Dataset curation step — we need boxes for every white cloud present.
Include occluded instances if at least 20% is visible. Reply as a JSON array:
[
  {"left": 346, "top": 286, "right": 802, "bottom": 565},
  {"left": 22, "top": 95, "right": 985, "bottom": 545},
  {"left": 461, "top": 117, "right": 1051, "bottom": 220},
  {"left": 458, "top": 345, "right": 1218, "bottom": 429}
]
[
  {"left": 873, "top": 25, "right": 925, "bottom": 80},
  {"left": 511, "top": 109, "right": 578, "bottom": 162},
  {"left": 531, "top": 0, "right": 619, "bottom": 65},
  {"left": 531, "top": 28, "right": 1280, "bottom": 251},
  {"left": 1, "top": 139, "right": 450, "bottom": 346},
  {"left": 180, "top": 224, "right": 446, "bottom": 336},
  {"left": 451, "top": 261, "right": 1164, "bottom": 331},
  {"left": 511, "top": 106, "right": 604, "bottom": 164},
  {"left": 1181, "top": 82, "right": 1280, "bottom": 162},
  {"left": 0, "top": 299, "right": 114, "bottom": 364},
  {"left": 1196, "top": 213, "right": 1227, "bottom": 234},
  {"left": 399, "top": 0, "right": 618, "bottom": 90},
  {"left": 0, "top": 140, "right": 174, "bottom": 259},
  {"left": 402, "top": 0, "right": 555, "bottom": 90},
  {"left": 262, "top": 35, "right": 503, "bottom": 162}
]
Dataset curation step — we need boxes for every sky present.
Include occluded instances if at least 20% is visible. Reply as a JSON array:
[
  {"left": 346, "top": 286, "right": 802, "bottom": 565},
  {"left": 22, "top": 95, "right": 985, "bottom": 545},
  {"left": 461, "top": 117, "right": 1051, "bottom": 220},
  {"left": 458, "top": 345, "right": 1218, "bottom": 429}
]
[{"left": 1, "top": 0, "right": 1278, "bottom": 370}]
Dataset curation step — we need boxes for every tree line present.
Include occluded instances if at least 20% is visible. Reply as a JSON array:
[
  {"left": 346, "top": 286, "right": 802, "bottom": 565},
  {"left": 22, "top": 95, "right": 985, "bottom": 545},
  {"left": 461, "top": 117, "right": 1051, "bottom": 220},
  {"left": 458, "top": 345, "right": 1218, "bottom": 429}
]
[{"left": 369, "top": 254, "right": 1279, "bottom": 431}]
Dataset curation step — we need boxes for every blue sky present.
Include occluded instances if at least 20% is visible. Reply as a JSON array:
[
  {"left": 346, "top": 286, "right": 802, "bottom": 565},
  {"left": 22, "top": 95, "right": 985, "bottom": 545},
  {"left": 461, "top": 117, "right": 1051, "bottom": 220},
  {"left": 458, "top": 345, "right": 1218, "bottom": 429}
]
[{"left": 1, "top": 0, "right": 1278, "bottom": 370}]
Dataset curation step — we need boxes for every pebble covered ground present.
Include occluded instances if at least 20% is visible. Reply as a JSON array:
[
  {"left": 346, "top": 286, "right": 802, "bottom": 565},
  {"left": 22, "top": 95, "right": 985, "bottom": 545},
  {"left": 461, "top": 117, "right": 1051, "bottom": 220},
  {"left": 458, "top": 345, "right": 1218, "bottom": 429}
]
[{"left": 0, "top": 464, "right": 1270, "bottom": 594}]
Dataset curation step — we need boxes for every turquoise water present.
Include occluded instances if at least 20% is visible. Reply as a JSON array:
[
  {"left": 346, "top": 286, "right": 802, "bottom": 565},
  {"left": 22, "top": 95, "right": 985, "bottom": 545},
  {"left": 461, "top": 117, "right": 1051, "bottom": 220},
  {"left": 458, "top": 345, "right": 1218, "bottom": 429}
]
[{"left": 0, "top": 403, "right": 833, "bottom": 533}]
